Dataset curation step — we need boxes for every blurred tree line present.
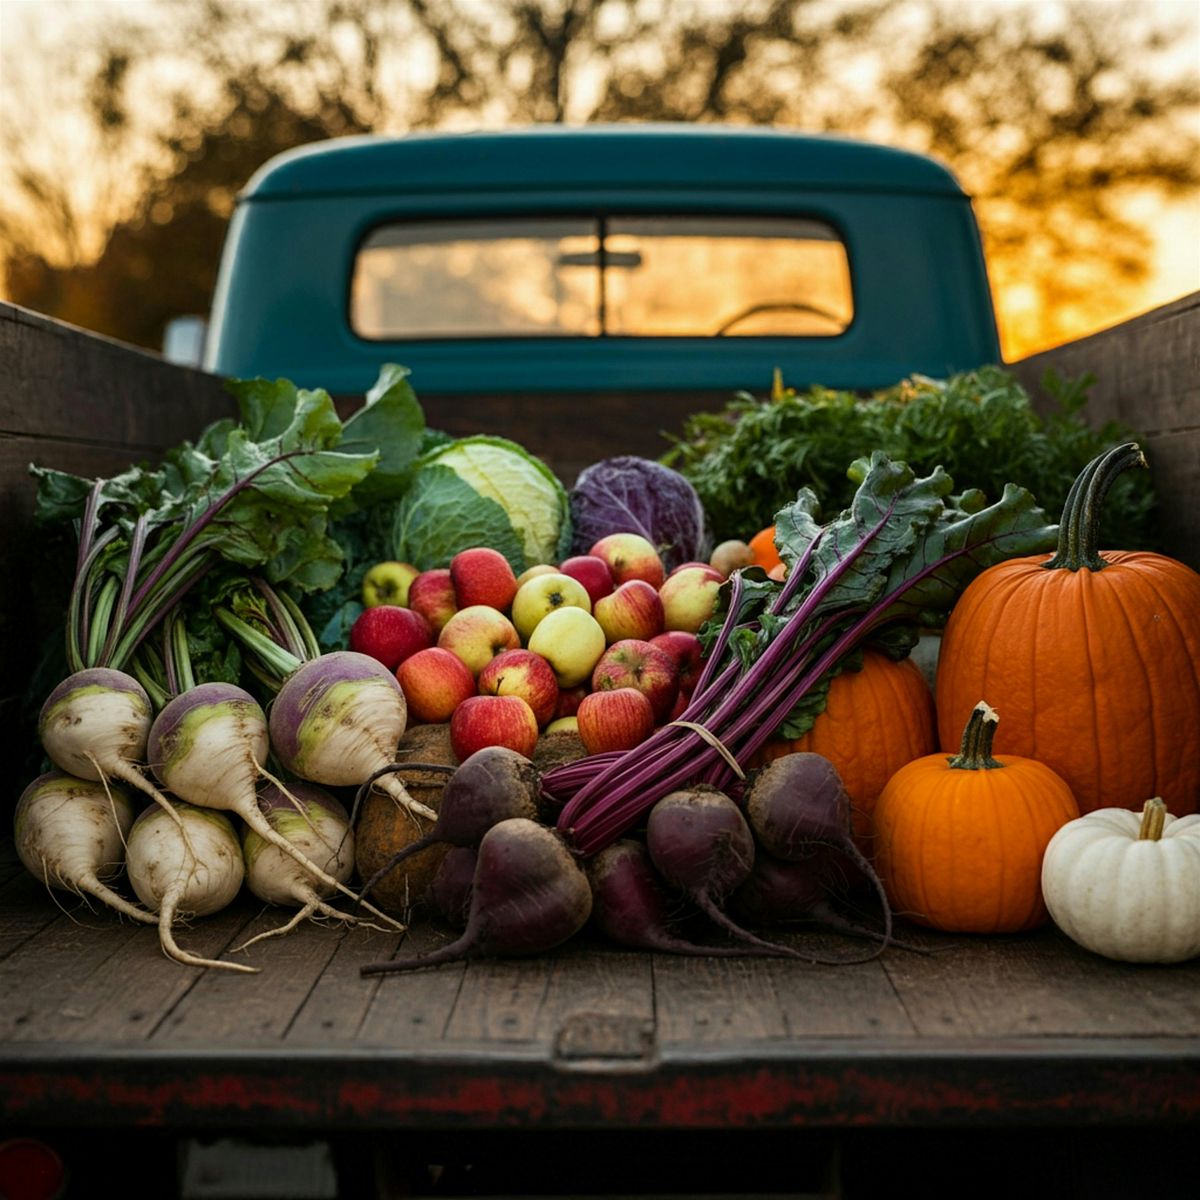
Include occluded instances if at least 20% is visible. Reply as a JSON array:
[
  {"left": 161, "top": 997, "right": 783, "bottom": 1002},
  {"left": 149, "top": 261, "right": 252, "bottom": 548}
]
[{"left": 0, "top": 0, "right": 1196, "bottom": 357}]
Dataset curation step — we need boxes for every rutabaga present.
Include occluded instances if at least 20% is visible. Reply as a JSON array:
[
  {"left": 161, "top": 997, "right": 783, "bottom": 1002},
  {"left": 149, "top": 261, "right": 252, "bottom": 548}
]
[
  {"left": 126, "top": 800, "right": 252, "bottom": 973},
  {"left": 237, "top": 783, "right": 403, "bottom": 949},
  {"left": 14, "top": 772, "right": 155, "bottom": 925}
]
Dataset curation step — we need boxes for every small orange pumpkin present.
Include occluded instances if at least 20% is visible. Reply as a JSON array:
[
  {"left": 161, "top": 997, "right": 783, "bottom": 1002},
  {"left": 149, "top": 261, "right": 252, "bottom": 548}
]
[
  {"left": 872, "top": 701, "right": 1080, "bottom": 933},
  {"left": 754, "top": 650, "right": 936, "bottom": 850},
  {"left": 935, "top": 443, "right": 1200, "bottom": 816}
]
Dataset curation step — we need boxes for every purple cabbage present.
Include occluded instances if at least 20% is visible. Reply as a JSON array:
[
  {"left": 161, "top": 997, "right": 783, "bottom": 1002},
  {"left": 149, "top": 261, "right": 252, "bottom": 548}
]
[{"left": 569, "top": 456, "right": 710, "bottom": 572}]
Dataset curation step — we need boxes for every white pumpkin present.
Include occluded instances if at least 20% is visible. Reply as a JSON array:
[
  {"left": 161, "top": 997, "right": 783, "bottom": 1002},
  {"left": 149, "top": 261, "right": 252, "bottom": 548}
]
[{"left": 1041, "top": 799, "right": 1200, "bottom": 963}]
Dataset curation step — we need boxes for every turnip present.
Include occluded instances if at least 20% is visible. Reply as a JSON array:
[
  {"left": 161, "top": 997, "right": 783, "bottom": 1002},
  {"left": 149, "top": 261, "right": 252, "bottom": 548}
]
[
  {"left": 236, "top": 783, "right": 402, "bottom": 950},
  {"left": 588, "top": 839, "right": 786, "bottom": 957},
  {"left": 743, "top": 752, "right": 893, "bottom": 955},
  {"left": 361, "top": 818, "right": 592, "bottom": 975},
  {"left": 14, "top": 772, "right": 155, "bottom": 924},
  {"left": 358, "top": 745, "right": 543, "bottom": 904},
  {"left": 38, "top": 668, "right": 177, "bottom": 823},
  {"left": 645, "top": 786, "right": 837, "bottom": 962},
  {"left": 126, "top": 800, "right": 253, "bottom": 973},
  {"left": 147, "top": 680, "right": 395, "bottom": 920},
  {"left": 266, "top": 651, "right": 435, "bottom": 822}
]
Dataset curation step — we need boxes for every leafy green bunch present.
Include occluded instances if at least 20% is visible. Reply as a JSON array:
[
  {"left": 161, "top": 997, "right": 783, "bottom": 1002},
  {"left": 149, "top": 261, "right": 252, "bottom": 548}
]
[{"left": 664, "top": 367, "right": 1157, "bottom": 549}]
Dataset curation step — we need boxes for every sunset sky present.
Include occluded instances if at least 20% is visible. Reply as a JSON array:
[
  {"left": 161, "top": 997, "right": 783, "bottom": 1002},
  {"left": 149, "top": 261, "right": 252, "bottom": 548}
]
[{"left": 1, "top": 0, "right": 1197, "bottom": 359}]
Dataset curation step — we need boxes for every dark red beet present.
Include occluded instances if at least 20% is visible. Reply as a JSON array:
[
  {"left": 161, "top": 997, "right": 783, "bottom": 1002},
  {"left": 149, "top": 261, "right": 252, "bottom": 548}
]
[
  {"left": 645, "top": 787, "right": 844, "bottom": 963},
  {"left": 743, "top": 753, "right": 893, "bottom": 958},
  {"left": 361, "top": 818, "right": 591, "bottom": 974},
  {"left": 588, "top": 840, "right": 784, "bottom": 957},
  {"left": 358, "top": 746, "right": 542, "bottom": 904},
  {"left": 430, "top": 846, "right": 477, "bottom": 930}
]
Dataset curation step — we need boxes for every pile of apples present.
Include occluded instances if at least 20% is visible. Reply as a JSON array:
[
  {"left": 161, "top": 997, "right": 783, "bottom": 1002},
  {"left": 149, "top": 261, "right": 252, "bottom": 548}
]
[{"left": 349, "top": 533, "right": 753, "bottom": 762}]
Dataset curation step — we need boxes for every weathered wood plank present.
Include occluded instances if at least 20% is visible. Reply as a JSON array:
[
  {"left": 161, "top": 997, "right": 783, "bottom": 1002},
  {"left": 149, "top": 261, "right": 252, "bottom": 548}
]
[
  {"left": 1010, "top": 291, "right": 1200, "bottom": 567},
  {"left": 653, "top": 953, "right": 790, "bottom": 1045},
  {"left": 151, "top": 904, "right": 346, "bottom": 1044},
  {"left": 0, "top": 872, "right": 69, "bottom": 960},
  {"left": 443, "top": 956, "right": 558, "bottom": 1044},
  {"left": 284, "top": 920, "right": 405, "bottom": 1046},
  {"left": 882, "top": 925, "right": 1200, "bottom": 1038},
  {"left": 0, "top": 301, "right": 233, "bottom": 447},
  {"left": 355, "top": 922, "right": 467, "bottom": 1049},
  {"left": 10, "top": 906, "right": 253, "bottom": 1044}
]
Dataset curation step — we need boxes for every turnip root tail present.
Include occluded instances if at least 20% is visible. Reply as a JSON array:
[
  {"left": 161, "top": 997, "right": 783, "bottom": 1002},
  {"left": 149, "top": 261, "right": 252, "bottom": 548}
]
[
  {"left": 158, "top": 879, "right": 258, "bottom": 974},
  {"left": 233, "top": 888, "right": 392, "bottom": 952}
]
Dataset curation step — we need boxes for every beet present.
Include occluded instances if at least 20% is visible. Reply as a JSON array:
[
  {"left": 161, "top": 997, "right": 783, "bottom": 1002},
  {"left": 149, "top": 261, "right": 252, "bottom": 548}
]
[
  {"left": 361, "top": 818, "right": 591, "bottom": 974},
  {"left": 430, "top": 846, "right": 477, "bottom": 930},
  {"left": 358, "top": 746, "right": 542, "bottom": 904},
  {"left": 743, "top": 752, "right": 893, "bottom": 958}
]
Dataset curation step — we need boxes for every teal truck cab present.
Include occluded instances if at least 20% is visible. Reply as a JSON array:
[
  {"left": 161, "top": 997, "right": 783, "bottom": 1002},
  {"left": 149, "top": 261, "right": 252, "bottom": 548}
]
[{"left": 204, "top": 124, "right": 1000, "bottom": 472}]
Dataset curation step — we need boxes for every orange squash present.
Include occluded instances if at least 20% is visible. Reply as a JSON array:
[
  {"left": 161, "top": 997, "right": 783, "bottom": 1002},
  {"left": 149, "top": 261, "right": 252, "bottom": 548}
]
[
  {"left": 873, "top": 702, "right": 1080, "bottom": 933},
  {"left": 753, "top": 650, "right": 936, "bottom": 849},
  {"left": 748, "top": 525, "right": 782, "bottom": 574},
  {"left": 935, "top": 443, "right": 1200, "bottom": 816}
]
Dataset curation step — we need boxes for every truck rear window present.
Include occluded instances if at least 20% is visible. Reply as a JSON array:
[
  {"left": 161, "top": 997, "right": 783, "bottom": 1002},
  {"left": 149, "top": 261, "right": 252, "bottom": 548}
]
[{"left": 350, "top": 215, "right": 852, "bottom": 340}]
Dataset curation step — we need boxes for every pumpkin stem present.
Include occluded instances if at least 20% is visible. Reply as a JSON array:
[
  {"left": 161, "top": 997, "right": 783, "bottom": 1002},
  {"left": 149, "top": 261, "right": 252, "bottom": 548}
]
[
  {"left": 1043, "top": 443, "right": 1146, "bottom": 572},
  {"left": 948, "top": 701, "right": 1003, "bottom": 770},
  {"left": 1137, "top": 797, "right": 1167, "bottom": 841}
]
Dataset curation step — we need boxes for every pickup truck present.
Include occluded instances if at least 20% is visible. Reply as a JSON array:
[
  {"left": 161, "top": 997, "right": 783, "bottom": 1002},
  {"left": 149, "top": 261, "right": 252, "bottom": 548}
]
[
  {"left": 201, "top": 125, "right": 1000, "bottom": 478},
  {"left": 2, "top": 123, "right": 1198, "bottom": 1199}
]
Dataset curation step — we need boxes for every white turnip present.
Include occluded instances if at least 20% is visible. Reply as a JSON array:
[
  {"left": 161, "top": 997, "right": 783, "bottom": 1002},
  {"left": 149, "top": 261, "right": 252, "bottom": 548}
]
[
  {"left": 268, "top": 651, "right": 435, "bottom": 821},
  {"left": 14, "top": 772, "right": 154, "bottom": 924},
  {"left": 361, "top": 818, "right": 592, "bottom": 974},
  {"left": 236, "top": 783, "right": 401, "bottom": 949},
  {"left": 38, "top": 668, "right": 177, "bottom": 823},
  {"left": 126, "top": 799, "right": 253, "bottom": 973},
  {"left": 147, "top": 681, "right": 390, "bottom": 917}
]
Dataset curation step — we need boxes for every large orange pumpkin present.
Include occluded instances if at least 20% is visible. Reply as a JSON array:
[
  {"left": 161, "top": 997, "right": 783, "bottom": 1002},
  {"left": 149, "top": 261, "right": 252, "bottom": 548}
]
[
  {"left": 873, "top": 702, "right": 1080, "bottom": 933},
  {"left": 753, "top": 649, "right": 937, "bottom": 849},
  {"left": 935, "top": 443, "right": 1200, "bottom": 816}
]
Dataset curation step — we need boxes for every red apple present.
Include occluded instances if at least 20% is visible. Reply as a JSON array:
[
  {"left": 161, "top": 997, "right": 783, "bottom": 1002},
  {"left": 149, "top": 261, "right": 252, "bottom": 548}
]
[
  {"left": 669, "top": 560, "right": 722, "bottom": 582},
  {"left": 591, "top": 639, "right": 678, "bottom": 722},
  {"left": 658, "top": 566, "right": 721, "bottom": 633},
  {"left": 558, "top": 555, "right": 615, "bottom": 605},
  {"left": 437, "top": 604, "right": 521, "bottom": 676},
  {"left": 450, "top": 547, "right": 519, "bottom": 612},
  {"left": 396, "top": 646, "right": 477, "bottom": 723},
  {"left": 576, "top": 687, "right": 655, "bottom": 754},
  {"left": 450, "top": 694, "right": 539, "bottom": 761},
  {"left": 650, "top": 630, "right": 705, "bottom": 696},
  {"left": 592, "top": 579, "right": 664, "bottom": 643},
  {"left": 554, "top": 685, "right": 589, "bottom": 720},
  {"left": 588, "top": 532, "right": 665, "bottom": 589},
  {"left": 408, "top": 568, "right": 458, "bottom": 634},
  {"left": 348, "top": 605, "right": 433, "bottom": 671},
  {"left": 665, "top": 689, "right": 689, "bottom": 723},
  {"left": 478, "top": 649, "right": 560, "bottom": 727}
]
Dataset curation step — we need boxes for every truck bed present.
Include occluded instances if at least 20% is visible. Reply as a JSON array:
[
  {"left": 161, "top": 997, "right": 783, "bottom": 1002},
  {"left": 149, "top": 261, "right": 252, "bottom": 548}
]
[{"left": 4, "top": 834, "right": 1199, "bottom": 1136}]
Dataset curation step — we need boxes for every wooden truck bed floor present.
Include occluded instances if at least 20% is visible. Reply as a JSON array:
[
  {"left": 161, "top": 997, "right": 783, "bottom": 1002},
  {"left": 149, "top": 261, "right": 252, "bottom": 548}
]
[{"left": 3, "top": 838, "right": 1199, "bottom": 1138}]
